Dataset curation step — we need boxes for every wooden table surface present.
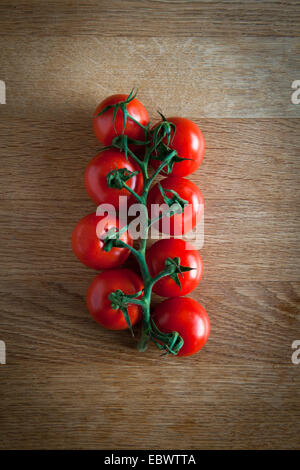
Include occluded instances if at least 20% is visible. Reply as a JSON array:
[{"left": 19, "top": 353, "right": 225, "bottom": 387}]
[{"left": 0, "top": 1, "right": 300, "bottom": 450}]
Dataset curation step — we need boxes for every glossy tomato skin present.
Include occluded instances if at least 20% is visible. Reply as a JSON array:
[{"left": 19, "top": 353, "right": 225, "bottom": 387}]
[
  {"left": 147, "top": 176, "right": 204, "bottom": 235},
  {"left": 151, "top": 117, "right": 205, "bottom": 177},
  {"left": 93, "top": 94, "right": 149, "bottom": 146},
  {"left": 152, "top": 297, "right": 210, "bottom": 357},
  {"left": 87, "top": 269, "right": 143, "bottom": 330},
  {"left": 72, "top": 213, "right": 132, "bottom": 270},
  {"left": 146, "top": 239, "right": 203, "bottom": 297},
  {"left": 84, "top": 149, "right": 143, "bottom": 207}
]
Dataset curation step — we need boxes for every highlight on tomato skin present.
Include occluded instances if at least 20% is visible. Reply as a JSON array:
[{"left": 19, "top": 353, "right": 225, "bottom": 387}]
[
  {"left": 86, "top": 269, "right": 143, "bottom": 330},
  {"left": 147, "top": 176, "right": 204, "bottom": 236},
  {"left": 151, "top": 116, "right": 205, "bottom": 177},
  {"left": 93, "top": 93, "right": 150, "bottom": 146},
  {"left": 84, "top": 149, "right": 143, "bottom": 207},
  {"left": 146, "top": 239, "right": 203, "bottom": 297},
  {"left": 71, "top": 212, "right": 132, "bottom": 270},
  {"left": 152, "top": 297, "right": 210, "bottom": 357}
]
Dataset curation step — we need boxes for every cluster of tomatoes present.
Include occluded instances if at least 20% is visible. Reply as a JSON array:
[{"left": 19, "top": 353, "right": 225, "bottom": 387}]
[{"left": 72, "top": 92, "right": 210, "bottom": 357}]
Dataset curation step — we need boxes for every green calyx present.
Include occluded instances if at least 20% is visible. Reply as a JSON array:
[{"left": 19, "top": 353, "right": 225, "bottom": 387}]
[
  {"left": 151, "top": 111, "right": 176, "bottom": 147},
  {"left": 149, "top": 319, "right": 184, "bottom": 356},
  {"left": 97, "top": 88, "right": 138, "bottom": 135},
  {"left": 102, "top": 227, "right": 126, "bottom": 252},
  {"left": 109, "top": 289, "right": 143, "bottom": 310},
  {"left": 106, "top": 167, "right": 139, "bottom": 190},
  {"left": 164, "top": 256, "right": 194, "bottom": 288},
  {"left": 149, "top": 112, "right": 191, "bottom": 175},
  {"left": 158, "top": 182, "right": 188, "bottom": 215},
  {"left": 151, "top": 141, "right": 191, "bottom": 175},
  {"left": 109, "top": 288, "right": 144, "bottom": 335}
]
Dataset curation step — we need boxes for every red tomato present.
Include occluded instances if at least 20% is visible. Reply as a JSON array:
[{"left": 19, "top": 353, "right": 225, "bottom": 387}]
[
  {"left": 87, "top": 269, "right": 143, "bottom": 330},
  {"left": 84, "top": 149, "right": 143, "bottom": 207},
  {"left": 147, "top": 176, "right": 204, "bottom": 235},
  {"left": 152, "top": 297, "right": 210, "bottom": 357},
  {"left": 72, "top": 212, "right": 132, "bottom": 270},
  {"left": 93, "top": 93, "right": 149, "bottom": 146},
  {"left": 146, "top": 239, "right": 203, "bottom": 297},
  {"left": 151, "top": 117, "right": 205, "bottom": 177}
]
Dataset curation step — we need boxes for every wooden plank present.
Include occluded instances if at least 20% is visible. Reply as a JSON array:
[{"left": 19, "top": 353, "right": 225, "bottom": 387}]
[
  {"left": 0, "top": 279, "right": 299, "bottom": 364},
  {"left": 0, "top": 36, "right": 300, "bottom": 118},
  {"left": 0, "top": 116, "right": 299, "bottom": 282},
  {"left": 0, "top": 197, "right": 299, "bottom": 282},
  {"left": 0, "top": 118, "right": 298, "bottom": 202},
  {"left": 0, "top": 0, "right": 299, "bottom": 38},
  {"left": 0, "top": 360, "right": 299, "bottom": 449},
  {"left": 0, "top": 115, "right": 299, "bottom": 285},
  {"left": 1, "top": 278, "right": 299, "bottom": 448}
]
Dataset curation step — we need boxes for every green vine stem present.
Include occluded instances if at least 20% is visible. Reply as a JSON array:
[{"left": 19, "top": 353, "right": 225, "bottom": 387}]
[{"left": 99, "top": 91, "right": 193, "bottom": 355}]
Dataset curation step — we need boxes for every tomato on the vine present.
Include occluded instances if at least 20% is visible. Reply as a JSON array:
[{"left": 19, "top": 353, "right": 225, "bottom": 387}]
[
  {"left": 151, "top": 117, "right": 205, "bottom": 177},
  {"left": 72, "top": 212, "right": 132, "bottom": 270},
  {"left": 84, "top": 149, "right": 143, "bottom": 207},
  {"left": 146, "top": 239, "right": 203, "bottom": 297},
  {"left": 72, "top": 89, "right": 211, "bottom": 357},
  {"left": 87, "top": 269, "right": 143, "bottom": 330},
  {"left": 93, "top": 93, "right": 149, "bottom": 146},
  {"left": 152, "top": 297, "right": 210, "bottom": 357},
  {"left": 147, "top": 176, "right": 204, "bottom": 235}
]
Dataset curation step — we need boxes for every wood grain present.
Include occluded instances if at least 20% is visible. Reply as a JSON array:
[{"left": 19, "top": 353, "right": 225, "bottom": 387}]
[
  {"left": 1, "top": 36, "right": 299, "bottom": 118},
  {"left": 0, "top": 0, "right": 299, "bottom": 38},
  {"left": 0, "top": 118, "right": 299, "bottom": 283},
  {"left": 0, "top": 0, "right": 300, "bottom": 451},
  {"left": 1, "top": 361, "right": 299, "bottom": 449}
]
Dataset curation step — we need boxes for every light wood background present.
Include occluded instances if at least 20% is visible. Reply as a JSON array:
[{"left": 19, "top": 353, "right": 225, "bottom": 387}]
[{"left": 0, "top": 1, "right": 300, "bottom": 450}]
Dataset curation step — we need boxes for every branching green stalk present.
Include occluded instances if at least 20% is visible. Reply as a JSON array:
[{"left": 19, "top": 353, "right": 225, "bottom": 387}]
[
  {"left": 148, "top": 266, "right": 175, "bottom": 288},
  {"left": 144, "top": 151, "right": 177, "bottom": 194},
  {"left": 122, "top": 182, "right": 144, "bottom": 204}
]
